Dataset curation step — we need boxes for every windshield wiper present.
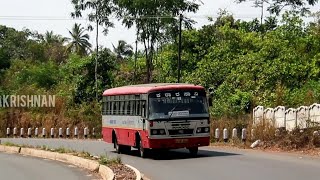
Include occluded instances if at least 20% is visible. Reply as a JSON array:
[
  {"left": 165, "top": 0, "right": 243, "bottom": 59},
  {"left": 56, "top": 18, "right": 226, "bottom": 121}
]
[{"left": 168, "top": 104, "right": 180, "bottom": 120}]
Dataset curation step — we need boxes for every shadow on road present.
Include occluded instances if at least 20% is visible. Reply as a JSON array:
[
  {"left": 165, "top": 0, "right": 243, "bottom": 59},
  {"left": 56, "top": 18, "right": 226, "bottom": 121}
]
[{"left": 113, "top": 148, "right": 240, "bottom": 160}]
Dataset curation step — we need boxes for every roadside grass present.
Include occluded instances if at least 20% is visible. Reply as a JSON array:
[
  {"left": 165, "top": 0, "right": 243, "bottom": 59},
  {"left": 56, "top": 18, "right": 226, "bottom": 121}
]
[{"left": 99, "top": 155, "right": 122, "bottom": 166}]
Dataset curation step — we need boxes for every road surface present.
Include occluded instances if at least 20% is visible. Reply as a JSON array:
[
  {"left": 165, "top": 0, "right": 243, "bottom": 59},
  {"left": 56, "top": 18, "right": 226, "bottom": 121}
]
[
  {"left": 0, "top": 151, "right": 99, "bottom": 180},
  {"left": 1, "top": 138, "right": 320, "bottom": 180}
]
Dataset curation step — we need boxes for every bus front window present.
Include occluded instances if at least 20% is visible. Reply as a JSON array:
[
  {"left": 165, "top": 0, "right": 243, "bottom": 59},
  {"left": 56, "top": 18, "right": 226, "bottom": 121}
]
[{"left": 148, "top": 90, "right": 209, "bottom": 120}]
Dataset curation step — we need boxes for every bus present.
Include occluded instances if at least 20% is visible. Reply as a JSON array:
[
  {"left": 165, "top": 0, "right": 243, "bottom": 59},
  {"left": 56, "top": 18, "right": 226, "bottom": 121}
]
[{"left": 101, "top": 83, "right": 211, "bottom": 157}]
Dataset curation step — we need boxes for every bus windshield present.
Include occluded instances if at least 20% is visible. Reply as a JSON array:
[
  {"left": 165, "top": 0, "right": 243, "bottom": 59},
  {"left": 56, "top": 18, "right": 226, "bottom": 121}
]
[{"left": 148, "top": 90, "right": 209, "bottom": 120}]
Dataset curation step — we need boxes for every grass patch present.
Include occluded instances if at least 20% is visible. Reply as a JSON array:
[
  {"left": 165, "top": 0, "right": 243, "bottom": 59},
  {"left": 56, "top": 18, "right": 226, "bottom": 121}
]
[
  {"left": 2, "top": 142, "right": 17, "bottom": 147},
  {"left": 99, "top": 155, "right": 122, "bottom": 166}
]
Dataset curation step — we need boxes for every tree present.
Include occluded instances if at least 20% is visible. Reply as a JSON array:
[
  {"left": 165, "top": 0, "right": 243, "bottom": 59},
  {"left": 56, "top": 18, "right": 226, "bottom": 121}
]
[
  {"left": 112, "top": 40, "right": 133, "bottom": 60},
  {"left": 237, "top": 0, "right": 319, "bottom": 16},
  {"left": 43, "top": 31, "right": 68, "bottom": 45},
  {"left": 71, "top": 0, "right": 115, "bottom": 99},
  {"left": 66, "top": 23, "right": 92, "bottom": 56},
  {"left": 113, "top": 0, "right": 201, "bottom": 83}
]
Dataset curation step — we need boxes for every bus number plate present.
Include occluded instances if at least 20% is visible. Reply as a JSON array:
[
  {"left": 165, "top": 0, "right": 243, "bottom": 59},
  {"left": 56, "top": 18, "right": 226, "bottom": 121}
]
[{"left": 175, "top": 139, "right": 188, "bottom": 143}]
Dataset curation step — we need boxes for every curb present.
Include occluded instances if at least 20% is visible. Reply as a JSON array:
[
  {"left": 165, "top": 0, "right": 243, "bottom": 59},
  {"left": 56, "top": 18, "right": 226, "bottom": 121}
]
[
  {"left": 99, "top": 164, "right": 115, "bottom": 180},
  {"left": 1, "top": 145, "right": 113, "bottom": 180},
  {"left": 125, "top": 164, "right": 142, "bottom": 180},
  {"left": 0, "top": 145, "right": 21, "bottom": 154}
]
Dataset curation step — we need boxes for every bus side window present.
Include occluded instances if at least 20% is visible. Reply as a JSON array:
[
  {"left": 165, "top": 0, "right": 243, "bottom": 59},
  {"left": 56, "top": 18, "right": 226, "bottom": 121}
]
[
  {"left": 141, "top": 101, "right": 146, "bottom": 118},
  {"left": 131, "top": 100, "right": 135, "bottom": 115},
  {"left": 115, "top": 101, "right": 119, "bottom": 115},
  {"left": 127, "top": 101, "right": 131, "bottom": 115},
  {"left": 111, "top": 102, "right": 114, "bottom": 115},
  {"left": 120, "top": 101, "right": 124, "bottom": 115},
  {"left": 125, "top": 101, "right": 130, "bottom": 115},
  {"left": 104, "top": 102, "right": 108, "bottom": 115},
  {"left": 108, "top": 101, "right": 111, "bottom": 115},
  {"left": 136, "top": 101, "right": 141, "bottom": 116}
]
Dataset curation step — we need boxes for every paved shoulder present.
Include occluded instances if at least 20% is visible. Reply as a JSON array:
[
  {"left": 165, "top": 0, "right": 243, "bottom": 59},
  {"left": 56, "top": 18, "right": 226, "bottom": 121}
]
[{"left": 0, "top": 152, "right": 99, "bottom": 180}]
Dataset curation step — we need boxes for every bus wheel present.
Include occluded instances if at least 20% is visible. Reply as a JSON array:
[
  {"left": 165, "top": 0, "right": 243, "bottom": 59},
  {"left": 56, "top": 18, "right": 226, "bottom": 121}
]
[
  {"left": 122, "top": 145, "right": 131, "bottom": 154},
  {"left": 114, "top": 138, "right": 122, "bottom": 154},
  {"left": 139, "top": 139, "right": 147, "bottom": 158},
  {"left": 188, "top": 147, "right": 198, "bottom": 157}
]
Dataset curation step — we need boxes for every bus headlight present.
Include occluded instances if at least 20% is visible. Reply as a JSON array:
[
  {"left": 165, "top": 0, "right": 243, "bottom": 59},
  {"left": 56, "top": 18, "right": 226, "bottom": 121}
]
[
  {"left": 152, "top": 130, "right": 158, "bottom": 135},
  {"left": 151, "top": 129, "right": 166, "bottom": 135},
  {"left": 196, "top": 127, "right": 210, "bottom": 133}
]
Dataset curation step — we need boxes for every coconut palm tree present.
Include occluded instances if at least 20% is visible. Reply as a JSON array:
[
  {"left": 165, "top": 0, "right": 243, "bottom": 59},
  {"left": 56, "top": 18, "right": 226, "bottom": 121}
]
[
  {"left": 43, "top": 31, "right": 68, "bottom": 45},
  {"left": 112, "top": 40, "right": 133, "bottom": 60},
  {"left": 67, "top": 23, "right": 92, "bottom": 56}
]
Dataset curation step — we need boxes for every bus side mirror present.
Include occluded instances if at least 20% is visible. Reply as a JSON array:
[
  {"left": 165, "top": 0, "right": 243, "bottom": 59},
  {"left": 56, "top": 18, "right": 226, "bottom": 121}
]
[{"left": 208, "top": 97, "right": 213, "bottom": 107}]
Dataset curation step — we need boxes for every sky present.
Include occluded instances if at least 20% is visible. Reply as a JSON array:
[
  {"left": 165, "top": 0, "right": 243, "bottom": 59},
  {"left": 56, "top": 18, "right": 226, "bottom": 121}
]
[{"left": 0, "top": 0, "right": 318, "bottom": 49}]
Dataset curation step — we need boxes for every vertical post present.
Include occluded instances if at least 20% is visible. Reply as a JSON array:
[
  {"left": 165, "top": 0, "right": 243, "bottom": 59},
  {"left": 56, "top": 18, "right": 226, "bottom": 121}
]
[
  {"left": 232, "top": 128, "right": 237, "bottom": 139},
  {"left": 42, "top": 128, "right": 46, "bottom": 138},
  {"left": 215, "top": 128, "right": 220, "bottom": 141},
  {"left": 59, "top": 128, "right": 63, "bottom": 138},
  {"left": 66, "top": 128, "right": 70, "bottom": 138},
  {"left": 35, "top": 128, "right": 38, "bottom": 137},
  {"left": 6, "top": 128, "right": 10, "bottom": 138},
  {"left": 177, "top": 14, "right": 183, "bottom": 83},
  {"left": 223, "top": 128, "right": 228, "bottom": 142},
  {"left": 27, "top": 128, "right": 32, "bottom": 138},
  {"left": 50, "top": 128, "right": 54, "bottom": 138},
  {"left": 242, "top": 128, "right": 247, "bottom": 142},
  {"left": 13, "top": 127, "right": 17, "bottom": 138},
  {"left": 74, "top": 127, "right": 78, "bottom": 139},
  {"left": 20, "top": 128, "right": 24, "bottom": 138},
  {"left": 92, "top": 128, "right": 96, "bottom": 138},
  {"left": 84, "top": 127, "right": 88, "bottom": 139}
]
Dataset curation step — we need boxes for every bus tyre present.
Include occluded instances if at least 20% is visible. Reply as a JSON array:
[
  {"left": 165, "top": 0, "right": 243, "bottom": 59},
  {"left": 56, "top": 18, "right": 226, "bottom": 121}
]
[
  {"left": 139, "top": 139, "right": 147, "bottom": 158},
  {"left": 114, "top": 138, "right": 122, "bottom": 154},
  {"left": 188, "top": 147, "right": 198, "bottom": 157},
  {"left": 122, "top": 145, "right": 131, "bottom": 154}
]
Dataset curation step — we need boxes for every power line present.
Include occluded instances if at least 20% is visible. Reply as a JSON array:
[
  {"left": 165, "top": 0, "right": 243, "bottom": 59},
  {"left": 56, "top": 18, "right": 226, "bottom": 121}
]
[
  {"left": 0, "top": 14, "right": 314, "bottom": 21},
  {"left": 0, "top": 14, "right": 274, "bottom": 21}
]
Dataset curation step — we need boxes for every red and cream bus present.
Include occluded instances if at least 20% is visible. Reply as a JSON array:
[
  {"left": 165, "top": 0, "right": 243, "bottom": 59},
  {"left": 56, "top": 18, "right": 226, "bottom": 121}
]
[{"left": 102, "top": 83, "right": 211, "bottom": 157}]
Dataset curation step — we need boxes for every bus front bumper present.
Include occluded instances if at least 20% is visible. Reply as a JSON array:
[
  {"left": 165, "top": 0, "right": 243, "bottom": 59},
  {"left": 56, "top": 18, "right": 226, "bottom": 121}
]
[{"left": 146, "top": 136, "right": 210, "bottom": 149}]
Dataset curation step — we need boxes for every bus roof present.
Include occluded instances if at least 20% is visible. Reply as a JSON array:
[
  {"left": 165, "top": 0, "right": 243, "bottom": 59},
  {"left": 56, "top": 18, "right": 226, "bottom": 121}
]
[{"left": 102, "top": 83, "right": 205, "bottom": 96}]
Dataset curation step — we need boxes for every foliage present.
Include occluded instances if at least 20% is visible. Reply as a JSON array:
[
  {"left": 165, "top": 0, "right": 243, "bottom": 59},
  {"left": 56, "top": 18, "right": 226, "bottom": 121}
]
[
  {"left": 66, "top": 23, "right": 92, "bottom": 56},
  {"left": 237, "top": 0, "right": 319, "bottom": 16},
  {"left": 112, "top": 40, "right": 133, "bottom": 60},
  {"left": 113, "top": 0, "right": 201, "bottom": 82},
  {"left": 71, "top": 0, "right": 114, "bottom": 35}
]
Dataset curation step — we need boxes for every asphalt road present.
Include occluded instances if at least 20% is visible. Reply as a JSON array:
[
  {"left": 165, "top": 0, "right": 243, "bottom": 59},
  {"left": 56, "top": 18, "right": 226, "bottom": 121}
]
[
  {"left": 1, "top": 138, "right": 320, "bottom": 180},
  {"left": 0, "top": 151, "right": 100, "bottom": 180}
]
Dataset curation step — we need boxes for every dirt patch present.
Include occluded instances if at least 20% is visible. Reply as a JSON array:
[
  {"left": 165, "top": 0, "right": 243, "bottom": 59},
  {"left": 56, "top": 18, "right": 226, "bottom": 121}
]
[{"left": 109, "top": 164, "right": 136, "bottom": 180}]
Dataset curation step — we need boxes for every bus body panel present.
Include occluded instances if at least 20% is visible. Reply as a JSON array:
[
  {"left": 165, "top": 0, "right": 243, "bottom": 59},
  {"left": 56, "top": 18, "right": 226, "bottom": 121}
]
[
  {"left": 102, "top": 127, "right": 144, "bottom": 147},
  {"left": 102, "top": 126, "right": 210, "bottom": 149}
]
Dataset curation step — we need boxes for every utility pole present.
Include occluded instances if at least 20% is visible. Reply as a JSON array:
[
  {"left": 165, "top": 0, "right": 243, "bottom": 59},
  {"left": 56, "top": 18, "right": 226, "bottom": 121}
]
[
  {"left": 95, "top": 4, "right": 99, "bottom": 100},
  {"left": 177, "top": 14, "right": 182, "bottom": 83},
  {"left": 134, "top": 37, "right": 138, "bottom": 83}
]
